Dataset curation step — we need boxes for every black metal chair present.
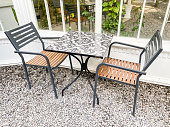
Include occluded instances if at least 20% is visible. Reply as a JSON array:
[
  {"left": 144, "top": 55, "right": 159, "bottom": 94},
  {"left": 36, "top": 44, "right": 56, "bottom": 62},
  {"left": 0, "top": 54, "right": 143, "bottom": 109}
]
[
  {"left": 52, "top": 0, "right": 62, "bottom": 24},
  {"left": 5, "top": 22, "right": 74, "bottom": 98},
  {"left": 65, "top": 4, "right": 92, "bottom": 30},
  {"left": 93, "top": 30, "right": 163, "bottom": 116}
]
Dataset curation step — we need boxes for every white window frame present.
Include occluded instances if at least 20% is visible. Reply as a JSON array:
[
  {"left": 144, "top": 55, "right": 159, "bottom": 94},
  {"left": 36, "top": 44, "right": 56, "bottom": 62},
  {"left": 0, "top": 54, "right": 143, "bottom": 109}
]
[{"left": 11, "top": 0, "right": 170, "bottom": 39}]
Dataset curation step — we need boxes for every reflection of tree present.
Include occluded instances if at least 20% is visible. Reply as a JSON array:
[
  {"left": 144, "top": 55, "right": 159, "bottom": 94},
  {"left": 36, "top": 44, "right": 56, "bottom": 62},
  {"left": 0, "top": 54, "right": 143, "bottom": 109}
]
[{"left": 154, "top": 0, "right": 159, "bottom": 7}]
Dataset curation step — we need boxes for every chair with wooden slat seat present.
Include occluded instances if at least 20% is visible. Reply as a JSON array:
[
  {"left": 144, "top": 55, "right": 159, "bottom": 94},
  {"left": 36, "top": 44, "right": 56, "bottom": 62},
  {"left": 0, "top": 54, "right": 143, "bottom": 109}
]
[
  {"left": 93, "top": 30, "right": 163, "bottom": 116},
  {"left": 65, "top": 4, "right": 90, "bottom": 29},
  {"left": 5, "top": 22, "right": 74, "bottom": 98}
]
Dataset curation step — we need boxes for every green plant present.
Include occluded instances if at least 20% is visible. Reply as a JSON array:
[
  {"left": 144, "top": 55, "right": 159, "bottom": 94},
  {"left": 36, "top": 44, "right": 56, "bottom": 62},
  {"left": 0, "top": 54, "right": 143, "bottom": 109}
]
[
  {"left": 66, "top": 27, "right": 72, "bottom": 31},
  {"left": 102, "top": 0, "right": 125, "bottom": 33},
  {"left": 82, "top": 10, "right": 95, "bottom": 22},
  {"left": 154, "top": 0, "right": 159, "bottom": 7},
  {"left": 12, "top": 8, "right": 19, "bottom": 24},
  {"left": 82, "top": 10, "right": 89, "bottom": 17},
  {"left": 131, "top": 6, "right": 144, "bottom": 32}
]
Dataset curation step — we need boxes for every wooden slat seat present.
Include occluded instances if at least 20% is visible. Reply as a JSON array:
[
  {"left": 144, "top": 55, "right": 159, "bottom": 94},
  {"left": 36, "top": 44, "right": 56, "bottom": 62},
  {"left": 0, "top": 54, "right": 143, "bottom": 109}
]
[
  {"left": 26, "top": 51, "right": 68, "bottom": 67},
  {"left": 98, "top": 57, "right": 140, "bottom": 85},
  {"left": 71, "top": 17, "right": 88, "bottom": 23}
]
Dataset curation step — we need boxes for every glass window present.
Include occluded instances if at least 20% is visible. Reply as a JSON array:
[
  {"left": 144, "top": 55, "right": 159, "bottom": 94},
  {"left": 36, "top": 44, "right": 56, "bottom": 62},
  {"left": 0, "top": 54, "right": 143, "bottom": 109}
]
[
  {"left": 0, "top": 4, "right": 18, "bottom": 31},
  {"left": 120, "top": 1, "right": 141, "bottom": 37},
  {"left": 140, "top": 1, "right": 168, "bottom": 39},
  {"left": 33, "top": 0, "right": 49, "bottom": 30},
  {"left": 64, "top": 0, "right": 79, "bottom": 31},
  {"left": 102, "top": 0, "right": 122, "bottom": 35},
  {"left": 49, "top": 0, "right": 63, "bottom": 31},
  {"left": 80, "top": 0, "right": 95, "bottom": 32}
]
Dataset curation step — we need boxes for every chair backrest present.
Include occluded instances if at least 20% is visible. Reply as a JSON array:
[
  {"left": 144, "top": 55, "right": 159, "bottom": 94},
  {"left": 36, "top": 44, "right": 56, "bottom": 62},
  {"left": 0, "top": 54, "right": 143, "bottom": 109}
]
[
  {"left": 142, "top": 30, "right": 163, "bottom": 71},
  {"left": 5, "top": 22, "right": 44, "bottom": 51},
  {"left": 65, "top": 4, "right": 77, "bottom": 14},
  {"left": 52, "top": 0, "right": 61, "bottom": 8}
]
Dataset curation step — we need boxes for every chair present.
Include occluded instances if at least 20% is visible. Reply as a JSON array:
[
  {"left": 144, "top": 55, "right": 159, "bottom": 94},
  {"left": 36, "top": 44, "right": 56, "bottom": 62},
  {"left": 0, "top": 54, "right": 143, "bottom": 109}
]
[
  {"left": 93, "top": 30, "right": 163, "bottom": 116},
  {"left": 65, "top": 4, "right": 89, "bottom": 29},
  {"left": 52, "top": 0, "right": 62, "bottom": 24},
  {"left": 5, "top": 22, "right": 74, "bottom": 98}
]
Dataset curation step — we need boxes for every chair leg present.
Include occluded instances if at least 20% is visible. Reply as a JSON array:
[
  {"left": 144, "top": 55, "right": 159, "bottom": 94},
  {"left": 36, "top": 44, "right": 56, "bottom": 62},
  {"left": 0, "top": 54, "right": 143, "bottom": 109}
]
[
  {"left": 69, "top": 55, "right": 74, "bottom": 75},
  {"left": 69, "top": 15, "right": 71, "bottom": 27},
  {"left": 45, "top": 67, "right": 48, "bottom": 73},
  {"left": 89, "top": 20, "right": 91, "bottom": 32},
  {"left": 93, "top": 75, "right": 98, "bottom": 107},
  {"left": 132, "top": 80, "right": 139, "bottom": 116},
  {"left": 48, "top": 67, "right": 58, "bottom": 98},
  {"left": 23, "top": 63, "right": 31, "bottom": 89}
]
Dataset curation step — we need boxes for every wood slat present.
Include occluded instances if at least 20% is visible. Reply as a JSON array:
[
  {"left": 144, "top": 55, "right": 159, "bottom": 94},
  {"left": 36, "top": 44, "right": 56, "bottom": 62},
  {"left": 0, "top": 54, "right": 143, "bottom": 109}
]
[
  {"left": 103, "top": 58, "right": 114, "bottom": 77},
  {"left": 122, "top": 61, "right": 130, "bottom": 82},
  {"left": 98, "top": 57, "right": 110, "bottom": 76},
  {"left": 107, "top": 59, "right": 117, "bottom": 78},
  {"left": 111, "top": 59, "right": 120, "bottom": 80},
  {"left": 118, "top": 60, "right": 126, "bottom": 82},
  {"left": 98, "top": 57, "right": 140, "bottom": 85},
  {"left": 26, "top": 51, "right": 68, "bottom": 67},
  {"left": 130, "top": 63, "right": 137, "bottom": 84},
  {"left": 126, "top": 62, "right": 134, "bottom": 84},
  {"left": 115, "top": 60, "right": 123, "bottom": 80}
]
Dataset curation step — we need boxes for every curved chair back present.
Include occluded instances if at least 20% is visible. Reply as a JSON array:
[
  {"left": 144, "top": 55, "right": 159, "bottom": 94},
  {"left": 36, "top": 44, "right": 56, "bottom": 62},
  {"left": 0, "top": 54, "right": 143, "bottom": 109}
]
[
  {"left": 52, "top": 0, "right": 61, "bottom": 8},
  {"left": 142, "top": 30, "right": 163, "bottom": 71},
  {"left": 5, "top": 22, "right": 45, "bottom": 51},
  {"left": 65, "top": 4, "right": 77, "bottom": 15}
]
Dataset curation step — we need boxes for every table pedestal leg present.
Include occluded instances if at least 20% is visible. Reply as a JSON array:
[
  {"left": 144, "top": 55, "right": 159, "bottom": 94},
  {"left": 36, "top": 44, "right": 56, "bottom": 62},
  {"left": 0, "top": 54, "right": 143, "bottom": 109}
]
[{"left": 62, "top": 55, "right": 99, "bottom": 105}]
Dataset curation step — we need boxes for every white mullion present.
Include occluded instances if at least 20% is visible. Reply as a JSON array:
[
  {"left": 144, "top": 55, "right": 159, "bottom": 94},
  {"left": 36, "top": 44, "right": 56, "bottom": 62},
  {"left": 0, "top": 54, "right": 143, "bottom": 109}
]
[
  {"left": 117, "top": 0, "right": 124, "bottom": 37},
  {"left": 95, "top": 0, "right": 102, "bottom": 33},
  {"left": 77, "top": 0, "right": 81, "bottom": 31},
  {"left": 137, "top": 0, "right": 146, "bottom": 39},
  {"left": 12, "top": 0, "right": 24, "bottom": 25},
  {"left": 30, "top": 0, "right": 39, "bottom": 29},
  {"left": 160, "top": 0, "right": 170, "bottom": 36},
  {"left": 0, "top": 20, "right": 4, "bottom": 31},
  {"left": 60, "top": 0, "right": 66, "bottom": 32},
  {"left": 44, "top": 0, "right": 52, "bottom": 30}
]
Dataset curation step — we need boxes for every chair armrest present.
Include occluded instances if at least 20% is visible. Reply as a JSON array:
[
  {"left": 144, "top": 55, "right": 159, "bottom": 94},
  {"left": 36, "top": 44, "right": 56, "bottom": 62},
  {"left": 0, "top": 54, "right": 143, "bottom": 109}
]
[
  {"left": 40, "top": 37, "right": 60, "bottom": 50},
  {"left": 14, "top": 51, "right": 51, "bottom": 67},
  {"left": 40, "top": 37, "right": 60, "bottom": 40},
  {"left": 108, "top": 41, "right": 145, "bottom": 57},
  {"left": 96, "top": 63, "right": 146, "bottom": 75}
]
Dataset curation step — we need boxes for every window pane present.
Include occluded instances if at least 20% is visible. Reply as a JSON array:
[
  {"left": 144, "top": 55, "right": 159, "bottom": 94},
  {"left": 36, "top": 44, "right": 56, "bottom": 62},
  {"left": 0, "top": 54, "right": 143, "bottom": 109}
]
[
  {"left": 0, "top": 2, "right": 18, "bottom": 31},
  {"left": 49, "top": 0, "right": 63, "bottom": 31},
  {"left": 139, "top": 1, "right": 168, "bottom": 39},
  {"left": 120, "top": 1, "right": 141, "bottom": 37},
  {"left": 33, "top": 0, "right": 49, "bottom": 30},
  {"left": 64, "top": 0, "right": 78, "bottom": 31},
  {"left": 102, "top": 0, "right": 121, "bottom": 35},
  {"left": 80, "top": 0, "right": 95, "bottom": 32},
  {"left": 161, "top": 1, "right": 170, "bottom": 40}
]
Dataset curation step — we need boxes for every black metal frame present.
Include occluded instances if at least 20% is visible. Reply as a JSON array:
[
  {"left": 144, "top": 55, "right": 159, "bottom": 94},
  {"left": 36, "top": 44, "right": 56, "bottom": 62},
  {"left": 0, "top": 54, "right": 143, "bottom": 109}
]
[
  {"left": 93, "top": 30, "right": 163, "bottom": 116},
  {"left": 4, "top": 22, "right": 74, "bottom": 98},
  {"left": 64, "top": 3, "right": 95, "bottom": 31}
]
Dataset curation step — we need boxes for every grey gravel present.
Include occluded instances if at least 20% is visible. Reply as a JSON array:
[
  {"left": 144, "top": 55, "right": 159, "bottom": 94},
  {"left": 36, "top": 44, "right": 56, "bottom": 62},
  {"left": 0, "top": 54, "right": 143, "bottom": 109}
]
[{"left": 0, "top": 65, "right": 169, "bottom": 127}]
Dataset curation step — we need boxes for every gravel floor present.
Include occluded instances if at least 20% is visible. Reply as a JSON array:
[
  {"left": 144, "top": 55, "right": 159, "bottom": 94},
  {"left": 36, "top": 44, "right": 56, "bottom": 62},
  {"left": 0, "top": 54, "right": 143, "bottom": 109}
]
[{"left": 0, "top": 65, "right": 169, "bottom": 127}]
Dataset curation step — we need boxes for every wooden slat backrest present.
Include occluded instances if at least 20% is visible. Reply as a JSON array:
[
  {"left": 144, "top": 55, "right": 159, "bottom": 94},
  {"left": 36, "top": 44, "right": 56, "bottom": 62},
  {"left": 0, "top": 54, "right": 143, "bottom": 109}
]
[
  {"left": 5, "top": 22, "right": 43, "bottom": 50},
  {"left": 52, "top": 0, "right": 61, "bottom": 8},
  {"left": 143, "top": 30, "right": 163, "bottom": 71},
  {"left": 65, "top": 4, "right": 77, "bottom": 14}
]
